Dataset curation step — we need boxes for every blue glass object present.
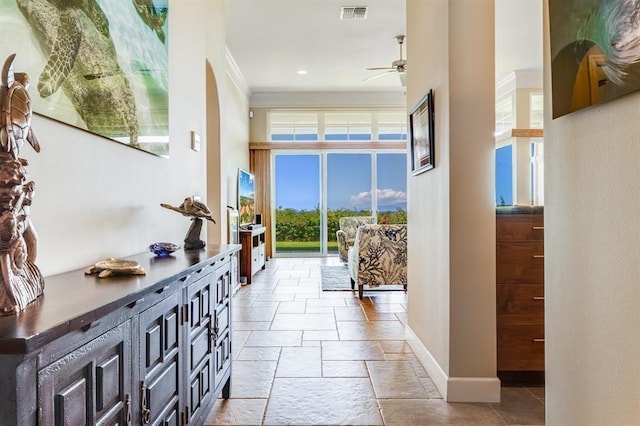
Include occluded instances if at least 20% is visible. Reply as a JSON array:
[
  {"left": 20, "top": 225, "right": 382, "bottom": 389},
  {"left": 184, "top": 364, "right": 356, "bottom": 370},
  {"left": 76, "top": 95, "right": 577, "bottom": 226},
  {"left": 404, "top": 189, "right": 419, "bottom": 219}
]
[{"left": 149, "top": 242, "right": 180, "bottom": 257}]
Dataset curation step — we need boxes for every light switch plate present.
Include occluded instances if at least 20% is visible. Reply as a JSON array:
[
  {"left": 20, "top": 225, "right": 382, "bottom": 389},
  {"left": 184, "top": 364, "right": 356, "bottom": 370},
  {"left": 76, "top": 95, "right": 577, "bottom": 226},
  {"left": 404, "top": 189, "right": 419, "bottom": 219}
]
[{"left": 191, "top": 131, "right": 200, "bottom": 152}]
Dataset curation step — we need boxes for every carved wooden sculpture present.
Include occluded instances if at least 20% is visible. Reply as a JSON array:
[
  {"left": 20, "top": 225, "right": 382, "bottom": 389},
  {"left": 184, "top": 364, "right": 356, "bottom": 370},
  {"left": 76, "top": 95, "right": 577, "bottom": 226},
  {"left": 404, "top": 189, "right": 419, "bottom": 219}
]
[{"left": 0, "top": 54, "right": 44, "bottom": 315}]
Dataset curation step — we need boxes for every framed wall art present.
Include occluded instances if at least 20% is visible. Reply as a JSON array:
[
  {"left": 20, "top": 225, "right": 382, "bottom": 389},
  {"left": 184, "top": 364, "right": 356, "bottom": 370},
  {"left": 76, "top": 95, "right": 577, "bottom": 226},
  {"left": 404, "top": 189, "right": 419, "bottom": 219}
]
[
  {"left": 0, "top": 0, "right": 169, "bottom": 157},
  {"left": 409, "top": 89, "right": 435, "bottom": 175},
  {"left": 550, "top": 0, "right": 640, "bottom": 118}
]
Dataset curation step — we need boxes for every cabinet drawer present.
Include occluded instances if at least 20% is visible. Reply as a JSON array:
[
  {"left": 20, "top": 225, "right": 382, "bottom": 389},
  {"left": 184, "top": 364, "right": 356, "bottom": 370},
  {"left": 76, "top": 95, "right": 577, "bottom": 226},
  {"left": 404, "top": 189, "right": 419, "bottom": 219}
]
[
  {"left": 496, "top": 241, "right": 544, "bottom": 284},
  {"left": 497, "top": 325, "right": 545, "bottom": 371},
  {"left": 497, "top": 284, "right": 544, "bottom": 325},
  {"left": 496, "top": 214, "right": 544, "bottom": 242}
]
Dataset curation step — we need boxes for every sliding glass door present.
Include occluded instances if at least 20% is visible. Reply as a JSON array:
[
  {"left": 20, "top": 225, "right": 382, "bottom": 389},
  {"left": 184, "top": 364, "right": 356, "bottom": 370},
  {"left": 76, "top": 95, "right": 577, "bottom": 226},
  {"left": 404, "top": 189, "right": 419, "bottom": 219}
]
[
  {"left": 274, "top": 154, "right": 321, "bottom": 254},
  {"left": 326, "top": 153, "right": 372, "bottom": 255},
  {"left": 273, "top": 151, "right": 407, "bottom": 256}
]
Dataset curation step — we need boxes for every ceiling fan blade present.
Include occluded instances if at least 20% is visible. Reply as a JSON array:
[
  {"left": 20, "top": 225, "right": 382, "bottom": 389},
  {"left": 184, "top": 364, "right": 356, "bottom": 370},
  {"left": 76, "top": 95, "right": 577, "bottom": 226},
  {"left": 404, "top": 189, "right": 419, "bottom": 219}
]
[
  {"left": 366, "top": 66, "right": 394, "bottom": 71},
  {"left": 363, "top": 70, "right": 395, "bottom": 82},
  {"left": 398, "top": 71, "right": 407, "bottom": 87}
]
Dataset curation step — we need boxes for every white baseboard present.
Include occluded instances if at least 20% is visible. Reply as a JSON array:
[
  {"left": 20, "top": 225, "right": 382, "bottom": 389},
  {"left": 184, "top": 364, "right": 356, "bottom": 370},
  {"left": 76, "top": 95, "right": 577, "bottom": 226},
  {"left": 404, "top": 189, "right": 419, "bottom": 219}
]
[{"left": 405, "top": 326, "right": 501, "bottom": 403}]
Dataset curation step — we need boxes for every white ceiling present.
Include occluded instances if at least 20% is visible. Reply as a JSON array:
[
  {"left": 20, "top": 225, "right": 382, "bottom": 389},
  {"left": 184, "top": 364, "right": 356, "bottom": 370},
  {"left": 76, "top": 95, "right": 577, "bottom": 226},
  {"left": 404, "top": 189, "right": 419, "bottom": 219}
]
[
  {"left": 225, "top": 0, "right": 542, "bottom": 96},
  {"left": 225, "top": 0, "right": 407, "bottom": 94}
]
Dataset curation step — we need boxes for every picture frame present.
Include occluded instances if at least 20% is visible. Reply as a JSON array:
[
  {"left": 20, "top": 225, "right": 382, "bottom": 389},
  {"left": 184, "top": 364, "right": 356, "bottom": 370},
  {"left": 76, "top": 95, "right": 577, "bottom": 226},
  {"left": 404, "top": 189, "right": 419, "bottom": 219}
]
[
  {"left": 0, "top": 1, "right": 170, "bottom": 157},
  {"left": 409, "top": 89, "right": 435, "bottom": 175}
]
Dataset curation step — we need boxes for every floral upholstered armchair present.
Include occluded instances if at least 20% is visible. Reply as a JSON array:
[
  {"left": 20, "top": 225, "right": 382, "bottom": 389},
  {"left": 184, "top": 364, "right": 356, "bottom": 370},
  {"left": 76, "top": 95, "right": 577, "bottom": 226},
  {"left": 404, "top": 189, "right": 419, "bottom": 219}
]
[
  {"left": 348, "top": 224, "right": 407, "bottom": 299},
  {"left": 335, "top": 216, "right": 377, "bottom": 262}
]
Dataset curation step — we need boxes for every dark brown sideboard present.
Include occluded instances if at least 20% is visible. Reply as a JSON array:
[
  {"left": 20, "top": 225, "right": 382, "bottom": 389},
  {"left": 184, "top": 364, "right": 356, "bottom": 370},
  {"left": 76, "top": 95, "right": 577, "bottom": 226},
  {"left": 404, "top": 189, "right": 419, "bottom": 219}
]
[
  {"left": 496, "top": 206, "right": 545, "bottom": 377},
  {"left": 239, "top": 227, "right": 266, "bottom": 284},
  {"left": 0, "top": 244, "right": 240, "bottom": 426}
]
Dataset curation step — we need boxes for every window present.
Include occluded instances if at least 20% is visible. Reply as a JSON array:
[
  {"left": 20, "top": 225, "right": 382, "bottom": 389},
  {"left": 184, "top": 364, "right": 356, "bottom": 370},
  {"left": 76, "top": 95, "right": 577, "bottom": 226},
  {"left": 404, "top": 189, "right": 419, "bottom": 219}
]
[
  {"left": 268, "top": 109, "right": 406, "bottom": 142},
  {"left": 270, "top": 111, "right": 318, "bottom": 141},
  {"left": 529, "top": 93, "right": 544, "bottom": 128},
  {"left": 495, "top": 145, "right": 513, "bottom": 206}
]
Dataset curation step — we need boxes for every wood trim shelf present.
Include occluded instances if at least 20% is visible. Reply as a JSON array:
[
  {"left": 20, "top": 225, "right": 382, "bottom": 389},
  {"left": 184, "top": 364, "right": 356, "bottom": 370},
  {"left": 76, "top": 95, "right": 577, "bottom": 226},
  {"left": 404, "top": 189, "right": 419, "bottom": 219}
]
[
  {"left": 511, "top": 128, "right": 544, "bottom": 138},
  {"left": 249, "top": 141, "right": 406, "bottom": 150}
]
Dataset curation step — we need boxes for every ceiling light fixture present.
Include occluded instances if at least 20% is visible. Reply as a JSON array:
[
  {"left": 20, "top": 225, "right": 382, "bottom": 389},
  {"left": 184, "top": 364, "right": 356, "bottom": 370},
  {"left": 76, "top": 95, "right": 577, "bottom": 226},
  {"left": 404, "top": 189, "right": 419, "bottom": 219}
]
[
  {"left": 340, "top": 6, "right": 368, "bottom": 20},
  {"left": 297, "top": 70, "right": 308, "bottom": 75}
]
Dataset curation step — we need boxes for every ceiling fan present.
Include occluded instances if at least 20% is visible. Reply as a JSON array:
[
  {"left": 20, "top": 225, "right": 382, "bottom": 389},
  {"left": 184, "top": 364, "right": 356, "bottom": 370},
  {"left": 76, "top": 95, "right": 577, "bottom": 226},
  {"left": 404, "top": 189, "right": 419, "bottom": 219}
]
[{"left": 364, "top": 35, "right": 407, "bottom": 87}]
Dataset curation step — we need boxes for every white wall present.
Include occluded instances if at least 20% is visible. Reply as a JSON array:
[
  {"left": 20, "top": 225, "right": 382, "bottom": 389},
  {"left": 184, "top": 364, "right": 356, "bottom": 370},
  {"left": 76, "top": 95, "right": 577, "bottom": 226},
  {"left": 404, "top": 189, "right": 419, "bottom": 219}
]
[
  {"left": 406, "top": 0, "right": 499, "bottom": 402},
  {"left": 543, "top": 3, "right": 640, "bottom": 424},
  {"left": 16, "top": 0, "right": 248, "bottom": 276},
  {"left": 495, "top": 0, "right": 543, "bottom": 82}
]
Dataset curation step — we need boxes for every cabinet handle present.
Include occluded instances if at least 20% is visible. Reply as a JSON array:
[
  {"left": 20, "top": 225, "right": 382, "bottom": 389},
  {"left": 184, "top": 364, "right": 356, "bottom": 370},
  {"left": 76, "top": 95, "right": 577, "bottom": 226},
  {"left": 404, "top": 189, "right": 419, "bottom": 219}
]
[
  {"left": 532, "top": 255, "right": 544, "bottom": 259},
  {"left": 179, "top": 273, "right": 192, "bottom": 282},
  {"left": 532, "top": 296, "right": 545, "bottom": 301},
  {"left": 155, "top": 285, "right": 169, "bottom": 294},
  {"left": 124, "top": 394, "right": 132, "bottom": 426},
  {"left": 127, "top": 298, "right": 143, "bottom": 309},
  {"left": 532, "top": 226, "right": 544, "bottom": 230},
  {"left": 533, "top": 338, "right": 545, "bottom": 343},
  {"left": 141, "top": 382, "right": 151, "bottom": 424}
]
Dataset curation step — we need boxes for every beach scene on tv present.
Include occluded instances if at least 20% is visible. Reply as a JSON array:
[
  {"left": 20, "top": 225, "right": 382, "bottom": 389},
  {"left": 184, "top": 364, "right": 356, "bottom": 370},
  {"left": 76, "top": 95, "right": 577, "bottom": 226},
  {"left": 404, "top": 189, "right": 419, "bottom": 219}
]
[{"left": 238, "top": 169, "right": 256, "bottom": 226}]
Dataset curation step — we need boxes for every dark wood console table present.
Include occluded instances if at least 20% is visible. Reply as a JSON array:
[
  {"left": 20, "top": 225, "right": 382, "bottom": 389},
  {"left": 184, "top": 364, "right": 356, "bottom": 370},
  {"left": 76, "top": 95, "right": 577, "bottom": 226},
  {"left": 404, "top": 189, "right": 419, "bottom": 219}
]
[
  {"left": 0, "top": 244, "right": 240, "bottom": 426},
  {"left": 239, "top": 227, "right": 266, "bottom": 284}
]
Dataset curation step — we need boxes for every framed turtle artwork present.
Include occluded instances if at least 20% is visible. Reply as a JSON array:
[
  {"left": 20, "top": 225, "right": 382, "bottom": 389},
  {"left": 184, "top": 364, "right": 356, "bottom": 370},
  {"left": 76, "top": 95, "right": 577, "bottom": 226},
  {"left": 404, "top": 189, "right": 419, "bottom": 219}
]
[{"left": 0, "top": 0, "right": 169, "bottom": 157}]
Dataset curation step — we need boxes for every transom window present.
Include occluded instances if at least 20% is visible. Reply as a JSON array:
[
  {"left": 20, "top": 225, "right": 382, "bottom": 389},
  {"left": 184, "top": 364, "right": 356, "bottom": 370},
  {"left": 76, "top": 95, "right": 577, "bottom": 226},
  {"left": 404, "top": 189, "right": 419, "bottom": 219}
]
[{"left": 268, "top": 109, "right": 407, "bottom": 142}]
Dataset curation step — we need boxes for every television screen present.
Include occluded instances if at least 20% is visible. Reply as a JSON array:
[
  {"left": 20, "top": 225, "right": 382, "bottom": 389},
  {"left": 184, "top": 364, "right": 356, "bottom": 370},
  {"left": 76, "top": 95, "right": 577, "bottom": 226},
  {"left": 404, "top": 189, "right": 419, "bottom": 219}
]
[{"left": 238, "top": 168, "right": 255, "bottom": 227}]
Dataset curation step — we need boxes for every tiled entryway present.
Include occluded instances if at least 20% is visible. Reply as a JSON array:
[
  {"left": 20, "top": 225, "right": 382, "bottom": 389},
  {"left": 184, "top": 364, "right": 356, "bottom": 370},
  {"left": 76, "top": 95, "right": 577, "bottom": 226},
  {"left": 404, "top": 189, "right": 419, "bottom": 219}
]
[{"left": 205, "top": 257, "right": 545, "bottom": 425}]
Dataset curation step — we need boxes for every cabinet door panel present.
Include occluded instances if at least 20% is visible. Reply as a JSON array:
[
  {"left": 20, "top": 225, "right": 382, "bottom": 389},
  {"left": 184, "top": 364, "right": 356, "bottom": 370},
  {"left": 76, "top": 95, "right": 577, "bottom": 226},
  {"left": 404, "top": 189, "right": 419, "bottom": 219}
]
[
  {"left": 55, "top": 378, "right": 88, "bottom": 426},
  {"left": 214, "top": 332, "right": 231, "bottom": 389},
  {"left": 96, "top": 355, "right": 120, "bottom": 412},
  {"left": 138, "top": 292, "right": 181, "bottom": 425},
  {"left": 39, "top": 321, "right": 131, "bottom": 426}
]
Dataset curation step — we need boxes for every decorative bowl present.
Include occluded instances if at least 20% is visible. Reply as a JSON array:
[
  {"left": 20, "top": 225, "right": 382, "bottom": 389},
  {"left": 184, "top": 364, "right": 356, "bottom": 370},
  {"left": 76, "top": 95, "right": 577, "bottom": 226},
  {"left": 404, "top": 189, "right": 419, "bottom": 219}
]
[{"left": 149, "top": 242, "right": 181, "bottom": 257}]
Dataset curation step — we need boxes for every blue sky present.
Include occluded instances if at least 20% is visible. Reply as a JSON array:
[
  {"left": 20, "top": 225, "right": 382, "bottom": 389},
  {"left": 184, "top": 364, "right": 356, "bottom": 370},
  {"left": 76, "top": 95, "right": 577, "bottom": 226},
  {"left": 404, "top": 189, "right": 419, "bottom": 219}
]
[
  {"left": 275, "top": 153, "right": 408, "bottom": 211},
  {"left": 275, "top": 150, "right": 513, "bottom": 210}
]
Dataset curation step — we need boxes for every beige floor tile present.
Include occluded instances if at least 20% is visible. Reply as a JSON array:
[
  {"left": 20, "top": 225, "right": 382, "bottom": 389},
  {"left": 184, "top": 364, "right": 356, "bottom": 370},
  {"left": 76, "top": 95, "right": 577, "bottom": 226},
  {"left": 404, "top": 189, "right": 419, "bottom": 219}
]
[
  {"left": 229, "top": 361, "right": 277, "bottom": 398},
  {"left": 334, "top": 306, "right": 367, "bottom": 321},
  {"left": 236, "top": 346, "right": 282, "bottom": 361},
  {"left": 322, "top": 361, "right": 369, "bottom": 378},
  {"left": 304, "top": 330, "right": 339, "bottom": 341},
  {"left": 379, "top": 399, "right": 505, "bottom": 425},
  {"left": 233, "top": 321, "right": 271, "bottom": 331},
  {"left": 275, "top": 346, "right": 322, "bottom": 377},
  {"left": 420, "top": 377, "right": 443, "bottom": 399},
  {"left": 204, "top": 398, "right": 266, "bottom": 426},
  {"left": 233, "top": 307, "right": 278, "bottom": 322},
  {"left": 264, "top": 378, "right": 383, "bottom": 425},
  {"left": 379, "top": 340, "right": 414, "bottom": 353},
  {"left": 207, "top": 257, "right": 545, "bottom": 425},
  {"left": 322, "top": 340, "right": 386, "bottom": 361},
  {"left": 305, "top": 306, "right": 334, "bottom": 313},
  {"left": 244, "top": 330, "right": 303, "bottom": 347},
  {"left": 276, "top": 301, "right": 307, "bottom": 313},
  {"left": 270, "top": 313, "right": 336, "bottom": 330},
  {"left": 337, "top": 320, "right": 407, "bottom": 340},
  {"left": 367, "top": 361, "right": 429, "bottom": 399},
  {"left": 489, "top": 386, "right": 545, "bottom": 425},
  {"left": 306, "top": 298, "right": 348, "bottom": 307}
]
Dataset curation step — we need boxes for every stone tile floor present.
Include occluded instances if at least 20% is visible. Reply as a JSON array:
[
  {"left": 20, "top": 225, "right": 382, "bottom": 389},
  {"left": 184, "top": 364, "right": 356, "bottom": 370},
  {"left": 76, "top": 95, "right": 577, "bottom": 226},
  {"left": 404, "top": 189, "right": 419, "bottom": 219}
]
[{"left": 205, "top": 257, "right": 545, "bottom": 425}]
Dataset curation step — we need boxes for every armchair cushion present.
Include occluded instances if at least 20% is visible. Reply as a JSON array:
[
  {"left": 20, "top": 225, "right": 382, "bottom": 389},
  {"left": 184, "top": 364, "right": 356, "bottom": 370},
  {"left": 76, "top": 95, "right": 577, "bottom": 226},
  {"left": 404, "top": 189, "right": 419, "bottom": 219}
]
[
  {"left": 336, "top": 216, "right": 376, "bottom": 262},
  {"left": 348, "top": 224, "right": 407, "bottom": 298}
]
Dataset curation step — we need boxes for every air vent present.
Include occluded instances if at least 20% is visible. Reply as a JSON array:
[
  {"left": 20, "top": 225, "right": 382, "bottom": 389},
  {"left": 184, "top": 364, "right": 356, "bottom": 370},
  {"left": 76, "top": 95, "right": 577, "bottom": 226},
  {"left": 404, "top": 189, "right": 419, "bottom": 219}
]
[{"left": 340, "top": 6, "right": 368, "bottom": 20}]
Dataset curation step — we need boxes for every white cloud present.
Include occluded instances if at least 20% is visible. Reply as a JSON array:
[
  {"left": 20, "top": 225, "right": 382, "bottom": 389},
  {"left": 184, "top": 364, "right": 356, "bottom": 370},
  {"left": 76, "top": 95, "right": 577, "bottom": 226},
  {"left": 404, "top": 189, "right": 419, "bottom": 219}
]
[{"left": 350, "top": 188, "right": 407, "bottom": 207}]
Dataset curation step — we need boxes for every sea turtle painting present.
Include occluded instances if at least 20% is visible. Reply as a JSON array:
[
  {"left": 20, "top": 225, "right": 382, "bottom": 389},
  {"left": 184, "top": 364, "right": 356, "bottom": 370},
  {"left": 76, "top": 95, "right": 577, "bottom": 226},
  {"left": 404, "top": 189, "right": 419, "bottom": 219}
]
[
  {"left": 16, "top": 0, "right": 142, "bottom": 145},
  {"left": 132, "top": 0, "right": 168, "bottom": 43}
]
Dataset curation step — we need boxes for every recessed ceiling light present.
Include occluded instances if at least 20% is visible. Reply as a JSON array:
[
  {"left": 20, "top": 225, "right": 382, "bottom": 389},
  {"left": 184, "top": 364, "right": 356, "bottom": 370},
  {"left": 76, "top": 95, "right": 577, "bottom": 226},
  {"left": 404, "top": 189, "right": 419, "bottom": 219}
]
[{"left": 297, "top": 70, "right": 308, "bottom": 75}]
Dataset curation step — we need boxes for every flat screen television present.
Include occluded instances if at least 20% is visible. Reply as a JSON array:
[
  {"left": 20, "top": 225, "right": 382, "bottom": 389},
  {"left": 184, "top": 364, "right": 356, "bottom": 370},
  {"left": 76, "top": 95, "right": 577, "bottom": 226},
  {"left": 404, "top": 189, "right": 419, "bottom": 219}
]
[{"left": 238, "top": 168, "right": 255, "bottom": 228}]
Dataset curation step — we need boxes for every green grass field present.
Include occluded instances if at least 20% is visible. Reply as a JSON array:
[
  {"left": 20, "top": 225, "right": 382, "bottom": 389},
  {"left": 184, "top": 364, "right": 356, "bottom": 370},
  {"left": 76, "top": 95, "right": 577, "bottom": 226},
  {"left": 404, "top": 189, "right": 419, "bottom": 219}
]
[{"left": 276, "top": 241, "right": 339, "bottom": 252}]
